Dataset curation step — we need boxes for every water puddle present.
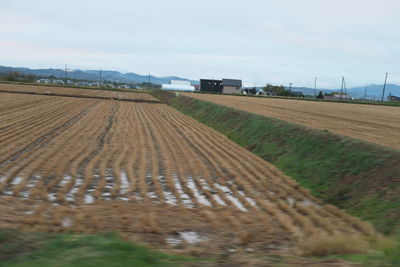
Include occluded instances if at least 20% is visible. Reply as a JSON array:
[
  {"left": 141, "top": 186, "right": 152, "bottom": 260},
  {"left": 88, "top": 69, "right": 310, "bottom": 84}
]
[
  {"left": 20, "top": 175, "right": 41, "bottom": 198},
  {"left": 187, "top": 177, "right": 211, "bottom": 206},
  {"left": 65, "top": 175, "right": 84, "bottom": 202},
  {"left": 59, "top": 175, "right": 72, "bottom": 187},
  {"left": 212, "top": 194, "right": 227, "bottom": 206},
  {"left": 147, "top": 191, "right": 158, "bottom": 200},
  {"left": 48, "top": 193, "right": 57, "bottom": 202},
  {"left": 62, "top": 217, "right": 73, "bottom": 227},
  {"left": 165, "top": 237, "right": 181, "bottom": 246},
  {"left": 198, "top": 178, "right": 227, "bottom": 206},
  {"left": 287, "top": 197, "right": 295, "bottom": 207},
  {"left": 164, "top": 191, "right": 178, "bottom": 206},
  {"left": 102, "top": 168, "right": 114, "bottom": 200},
  {"left": 199, "top": 178, "right": 211, "bottom": 190},
  {"left": 119, "top": 170, "right": 129, "bottom": 195},
  {"left": 238, "top": 191, "right": 259, "bottom": 208},
  {"left": 84, "top": 171, "right": 99, "bottom": 201},
  {"left": 179, "top": 231, "right": 204, "bottom": 244},
  {"left": 214, "top": 183, "right": 247, "bottom": 212},
  {"left": 10, "top": 176, "right": 23, "bottom": 185},
  {"left": 165, "top": 231, "right": 207, "bottom": 246},
  {"left": 287, "top": 197, "right": 315, "bottom": 207},
  {"left": 172, "top": 174, "right": 194, "bottom": 208},
  {"left": 157, "top": 175, "right": 177, "bottom": 206},
  {"left": 84, "top": 194, "right": 94, "bottom": 204},
  {"left": 134, "top": 192, "right": 142, "bottom": 201},
  {"left": 300, "top": 199, "right": 314, "bottom": 207},
  {"left": 144, "top": 173, "right": 159, "bottom": 202}
]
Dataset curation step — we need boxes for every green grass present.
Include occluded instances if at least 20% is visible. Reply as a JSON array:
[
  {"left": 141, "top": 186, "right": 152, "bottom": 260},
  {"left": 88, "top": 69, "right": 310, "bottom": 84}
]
[
  {"left": 151, "top": 90, "right": 400, "bottom": 234},
  {"left": 318, "top": 233, "right": 400, "bottom": 267},
  {"left": 0, "top": 231, "right": 196, "bottom": 267},
  {"left": 1, "top": 229, "right": 398, "bottom": 267}
]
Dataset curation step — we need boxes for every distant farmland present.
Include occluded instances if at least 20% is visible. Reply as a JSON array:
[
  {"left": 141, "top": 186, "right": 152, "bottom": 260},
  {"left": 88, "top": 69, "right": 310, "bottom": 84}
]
[
  {"left": 0, "top": 85, "right": 375, "bottom": 253},
  {"left": 0, "top": 83, "right": 155, "bottom": 102},
  {"left": 183, "top": 93, "right": 400, "bottom": 150}
]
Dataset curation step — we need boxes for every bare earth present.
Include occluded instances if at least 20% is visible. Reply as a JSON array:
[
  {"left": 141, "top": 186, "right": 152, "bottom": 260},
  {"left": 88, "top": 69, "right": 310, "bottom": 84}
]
[
  {"left": 183, "top": 93, "right": 400, "bottom": 150},
  {"left": 0, "top": 83, "right": 158, "bottom": 102},
  {"left": 0, "top": 85, "right": 374, "bottom": 261}
]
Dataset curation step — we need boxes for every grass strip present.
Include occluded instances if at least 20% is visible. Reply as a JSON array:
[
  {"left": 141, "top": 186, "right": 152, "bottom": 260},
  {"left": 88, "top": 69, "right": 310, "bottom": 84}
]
[{"left": 0, "top": 230, "right": 195, "bottom": 267}]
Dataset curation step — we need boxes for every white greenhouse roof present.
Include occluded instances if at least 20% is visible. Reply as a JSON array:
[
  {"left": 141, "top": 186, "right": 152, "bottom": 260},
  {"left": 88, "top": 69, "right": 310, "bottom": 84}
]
[{"left": 161, "top": 84, "right": 195, "bottom": 92}]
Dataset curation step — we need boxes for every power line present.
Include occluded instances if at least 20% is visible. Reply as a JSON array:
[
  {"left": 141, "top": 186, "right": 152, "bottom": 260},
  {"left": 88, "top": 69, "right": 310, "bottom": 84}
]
[
  {"left": 340, "top": 76, "right": 344, "bottom": 101},
  {"left": 363, "top": 84, "right": 368, "bottom": 101},
  {"left": 314, "top": 76, "right": 317, "bottom": 97},
  {"left": 381, "top": 72, "right": 389, "bottom": 102},
  {"left": 99, "top": 68, "right": 102, "bottom": 86},
  {"left": 65, "top": 64, "right": 68, "bottom": 84}
]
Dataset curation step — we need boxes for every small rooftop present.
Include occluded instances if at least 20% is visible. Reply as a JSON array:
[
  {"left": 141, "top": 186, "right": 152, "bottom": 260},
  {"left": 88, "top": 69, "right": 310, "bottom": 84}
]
[{"left": 221, "top": 79, "right": 242, "bottom": 87}]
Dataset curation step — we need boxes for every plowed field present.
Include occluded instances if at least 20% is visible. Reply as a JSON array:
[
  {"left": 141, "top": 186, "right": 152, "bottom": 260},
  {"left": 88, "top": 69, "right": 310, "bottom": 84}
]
[
  {"left": 0, "top": 90, "right": 375, "bottom": 253},
  {"left": 0, "top": 83, "right": 158, "bottom": 102},
  {"left": 183, "top": 93, "right": 400, "bottom": 150}
]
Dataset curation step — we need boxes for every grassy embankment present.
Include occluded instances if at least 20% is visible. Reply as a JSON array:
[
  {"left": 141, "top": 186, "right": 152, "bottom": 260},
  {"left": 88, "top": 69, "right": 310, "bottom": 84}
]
[
  {"left": 152, "top": 90, "right": 400, "bottom": 235},
  {"left": 2, "top": 230, "right": 398, "bottom": 266},
  {"left": 0, "top": 230, "right": 197, "bottom": 267}
]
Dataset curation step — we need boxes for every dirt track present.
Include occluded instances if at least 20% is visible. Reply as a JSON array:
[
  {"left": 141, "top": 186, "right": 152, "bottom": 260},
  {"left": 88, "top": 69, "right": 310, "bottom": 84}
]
[
  {"left": 183, "top": 93, "right": 400, "bottom": 150},
  {"left": 0, "top": 90, "right": 375, "bottom": 255}
]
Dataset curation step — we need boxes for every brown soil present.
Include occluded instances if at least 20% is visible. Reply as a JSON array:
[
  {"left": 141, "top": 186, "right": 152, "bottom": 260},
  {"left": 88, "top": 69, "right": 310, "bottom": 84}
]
[
  {"left": 0, "top": 90, "right": 375, "bottom": 260},
  {"left": 182, "top": 93, "right": 400, "bottom": 150},
  {"left": 0, "top": 83, "right": 159, "bottom": 102}
]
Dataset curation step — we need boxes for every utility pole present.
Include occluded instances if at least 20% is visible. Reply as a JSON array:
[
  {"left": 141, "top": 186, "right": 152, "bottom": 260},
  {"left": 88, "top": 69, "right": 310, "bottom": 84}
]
[
  {"left": 65, "top": 64, "right": 68, "bottom": 84},
  {"left": 289, "top": 82, "right": 292, "bottom": 91},
  {"left": 381, "top": 72, "right": 389, "bottom": 102},
  {"left": 314, "top": 76, "right": 317, "bottom": 97},
  {"left": 148, "top": 73, "right": 151, "bottom": 89},
  {"left": 363, "top": 84, "right": 368, "bottom": 101},
  {"left": 99, "top": 68, "right": 102, "bottom": 87},
  {"left": 340, "top": 76, "right": 344, "bottom": 101},
  {"left": 340, "top": 76, "right": 348, "bottom": 101}
]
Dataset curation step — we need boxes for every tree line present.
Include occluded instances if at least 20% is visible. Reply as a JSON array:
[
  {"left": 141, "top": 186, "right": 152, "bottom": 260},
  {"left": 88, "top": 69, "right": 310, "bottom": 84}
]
[{"left": 0, "top": 71, "right": 37, "bottom": 83}]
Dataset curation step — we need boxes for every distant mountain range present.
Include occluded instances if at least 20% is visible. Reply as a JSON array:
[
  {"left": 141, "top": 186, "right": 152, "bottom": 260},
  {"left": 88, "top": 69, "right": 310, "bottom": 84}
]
[{"left": 0, "top": 65, "right": 199, "bottom": 85}]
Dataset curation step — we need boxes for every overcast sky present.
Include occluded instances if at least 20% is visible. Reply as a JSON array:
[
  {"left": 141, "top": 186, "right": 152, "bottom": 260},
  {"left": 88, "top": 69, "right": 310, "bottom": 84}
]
[{"left": 1, "top": 0, "right": 399, "bottom": 88}]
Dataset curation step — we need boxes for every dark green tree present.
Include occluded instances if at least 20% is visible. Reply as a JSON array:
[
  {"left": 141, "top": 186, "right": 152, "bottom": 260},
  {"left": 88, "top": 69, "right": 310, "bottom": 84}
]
[{"left": 262, "top": 84, "right": 290, "bottom": 96}]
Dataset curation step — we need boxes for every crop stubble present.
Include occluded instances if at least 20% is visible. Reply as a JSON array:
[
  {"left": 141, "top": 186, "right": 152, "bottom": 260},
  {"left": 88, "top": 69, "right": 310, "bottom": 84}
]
[
  {"left": 0, "top": 89, "right": 375, "bottom": 252},
  {"left": 183, "top": 93, "right": 400, "bottom": 150},
  {"left": 0, "top": 83, "right": 157, "bottom": 102}
]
